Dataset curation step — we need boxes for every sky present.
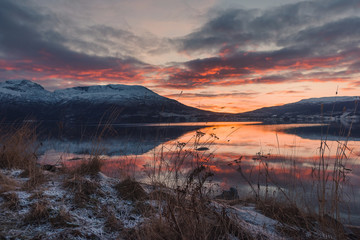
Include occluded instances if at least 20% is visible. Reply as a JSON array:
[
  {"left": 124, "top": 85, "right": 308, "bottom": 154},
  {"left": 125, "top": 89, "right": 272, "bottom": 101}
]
[{"left": 0, "top": 0, "right": 359, "bottom": 113}]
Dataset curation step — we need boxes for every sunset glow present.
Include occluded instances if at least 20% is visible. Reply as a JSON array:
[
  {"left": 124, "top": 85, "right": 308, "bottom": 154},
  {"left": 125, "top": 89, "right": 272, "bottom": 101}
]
[
  {"left": 1, "top": 0, "right": 360, "bottom": 112},
  {"left": 52, "top": 122, "right": 360, "bottom": 188}
]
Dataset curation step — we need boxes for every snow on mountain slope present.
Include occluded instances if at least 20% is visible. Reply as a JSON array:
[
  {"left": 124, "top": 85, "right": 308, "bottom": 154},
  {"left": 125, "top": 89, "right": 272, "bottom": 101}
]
[
  {"left": 297, "top": 96, "right": 359, "bottom": 104},
  {"left": 240, "top": 95, "right": 359, "bottom": 119},
  {"left": 0, "top": 80, "right": 168, "bottom": 105},
  {"left": 54, "top": 84, "right": 165, "bottom": 104},
  {"left": 0, "top": 80, "right": 55, "bottom": 103}
]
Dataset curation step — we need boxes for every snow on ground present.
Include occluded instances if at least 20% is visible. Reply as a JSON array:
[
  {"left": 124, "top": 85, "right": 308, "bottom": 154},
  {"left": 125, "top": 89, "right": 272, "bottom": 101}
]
[
  {"left": 0, "top": 169, "right": 354, "bottom": 239},
  {"left": 0, "top": 169, "right": 144, "bottom": 239},
  {"left": 230, "top": 204, "right": 284, "bottom": 239}
]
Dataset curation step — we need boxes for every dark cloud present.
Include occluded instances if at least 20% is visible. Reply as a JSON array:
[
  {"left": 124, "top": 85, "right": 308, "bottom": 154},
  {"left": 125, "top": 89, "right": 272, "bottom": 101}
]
[
  {"left": 158, "top": 0, "right": 360, "bottom": 89},
  {"left": 1, "top": 0, "right": 359, "bottom": 93},
  {"left": 64, "top": 24, "right": 171, "bottom": 58},
  {"left": 0, "top": 0, "right": 152, "bottom": 84},
  {"left": 161, "top": 48, "right": 346, "bottom": 88},
  {"left": 179, "top": 0, "right": 360, "bottom": 54},
  {"left": 279, "top": 17, "right": 360, "bottom": 53}
]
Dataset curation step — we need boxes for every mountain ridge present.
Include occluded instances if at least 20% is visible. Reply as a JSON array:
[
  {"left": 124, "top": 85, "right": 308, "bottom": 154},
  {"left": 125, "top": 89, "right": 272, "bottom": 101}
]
[
  {"left": 1, "top": 80, "right": 359, "bottom": 124},
  {"left": 0, "top": 80, "right": 223, "bottom": 124},
  {"left": 238, "top": 95, "right": 359, "bottom": 122}
]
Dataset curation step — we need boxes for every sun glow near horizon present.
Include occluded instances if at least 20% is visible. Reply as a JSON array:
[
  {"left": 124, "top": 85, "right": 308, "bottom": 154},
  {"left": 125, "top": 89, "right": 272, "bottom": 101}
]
[{"left": 1, "top": 0, "right": 360, "bottom": 113}]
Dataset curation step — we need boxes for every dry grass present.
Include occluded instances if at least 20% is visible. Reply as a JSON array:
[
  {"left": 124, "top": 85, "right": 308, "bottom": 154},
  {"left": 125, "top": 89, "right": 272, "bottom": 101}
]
[
  {"left": 129, "top": 133, "right": 256, "bottom": 240},
  {"left": 149, "top": 189, "right": 176, "bottom": 204},
  {"left": 60, "top": 154, "right": 104, "bottom": 207},
  {"left": 1, "top": 192, "right": 20, "bottom": 210},
  {"left": 0, "top": 124, "right": 38, "bottom": 170},
  {"left": 61, "top": 156, "right": 103, "bottom": 179},
  {"left": 0, "top": 124, "right": 45, "bottom": 190},
  {"left": 63, "top": 175, "right": 101, "bottom": 207},
  {"left": 132, "top": 165, "right": 254, "bottom": 240},
  {"left": 256, "top": 199, "right": 315, "bottom": 229},
  {"left": 50, "top": 208, "right": 75, "bottom": 228},
  {"left": 254, "top": 198, "right": 324, "bottom": 239},
  {"left": 73, "top": 157, "right": 103, "bottom": 176},
  {"left": 23, "top": 168, "right": 46, "bottom": 190},
  {"left": 114, "top": 178, "right": 148, "bottom": 201},
  {"left": 24, "top": 200, "right": 51, "bottom": 224},
  {"left": 0, "top": 172, "right": 19, "bottom": 193},
  {"left": 105, "top": 212, "right": 123, "bottom": 232},
  {"left": 135, "top": 195, "right": 254, "bottom": 240},
  {"left": 100, "top": 206, "right": 124, "bottom": 232}
]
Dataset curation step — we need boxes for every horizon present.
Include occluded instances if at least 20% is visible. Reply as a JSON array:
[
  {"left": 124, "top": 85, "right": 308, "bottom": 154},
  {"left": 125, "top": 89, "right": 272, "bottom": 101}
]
[
  {"left": 1, "top": 0, "right": 359, "bottom": 113},
  {"left": 2, "top": 78, "right": 359, "bottom": 114}
]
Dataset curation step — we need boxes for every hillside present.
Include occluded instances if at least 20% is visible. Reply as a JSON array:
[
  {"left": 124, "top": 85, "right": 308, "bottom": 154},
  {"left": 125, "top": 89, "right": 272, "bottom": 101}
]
[
  {"left": 0, "top": 80, "right": 223, "bottom": 124},
  {"left": 238, "top": 96, "right": 360, "bottom": 122}
]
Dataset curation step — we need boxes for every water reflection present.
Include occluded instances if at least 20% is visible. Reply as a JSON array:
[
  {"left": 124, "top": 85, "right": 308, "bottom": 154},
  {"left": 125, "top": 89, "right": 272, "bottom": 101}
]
[
  {"left": 39, "top": 122, "right": 360, "bottom": 224},
  {"left": 38, "top": 124, "right": 205, "bottom": 158}
]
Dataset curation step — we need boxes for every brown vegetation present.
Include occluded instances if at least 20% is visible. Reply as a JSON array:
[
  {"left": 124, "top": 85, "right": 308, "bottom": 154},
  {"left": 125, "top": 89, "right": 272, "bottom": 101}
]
[
  {"left": 63, "top": 175, "right": 101, "bottom": 207},
  {"left": 101, "top": 206, "right": 124, "bottom": 232},
  {"left": 1, "top": 192, "right": 20, "bottom": 210},
  {"left": 0, "top": 124, "right": 45, "bottom": 189},
  {"left": 130, "top": 164, "right": 254, "bottom": 240},
  {"left": 0, "top": 172, "right": 19, "bottom": 193},
  {"left": 50, "top": 208, "right": 75, "bottom": 228},
  {"left": 256, "top": 199, "right": 315, "bottom": 229},
  {"left": 0, "top": 124, "right": 38, "bottom": 169},
  {"left": 135, "top": 193, "right": 253, "bottom": 240},
  {"left": 24, "top": 201, "right": 51, "bottom": 224},
  {"left": 72, "top": 156, "right": 103, "bottom": 176},
  {"left": 114, "top": 178, "right": 148, "bottom": 201}
]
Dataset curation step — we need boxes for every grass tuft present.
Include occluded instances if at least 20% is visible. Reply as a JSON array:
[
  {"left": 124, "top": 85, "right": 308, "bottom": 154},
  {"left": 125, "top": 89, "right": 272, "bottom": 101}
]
[
  {"left": 0, "top": 124, "right": 38, "bottom": 170},
  {"left": 256, "top": 199, "right": 315, "bottom": 229},
  {"left": 0, "top": 173, "right": 19, "bottom": 193},
  {"left": 114, "top": 178, "right": 148, "bottom": 201},
  {"left": 1, "top": 192, "right": 20, "bottom": 210},
  {"left": 50, "top": 208, "right": 75, "bottom": 228},
  {"left": 101, "top": 207, "right": 124, "bottom": 232},
  {"left": 63, "top": 175, "right": 101, "bottom": 207},
  {"left": 23, "top": 168, "right": 46, "bottom": 190},
  {"left": 0, "top": 124, "right": 45, "bottom": 190},
  {"left": 73, "top": 157, "right": 103, "bottom": 176},
  {"left": 24, "top": 201, "right": 51, "bottom": 224}
]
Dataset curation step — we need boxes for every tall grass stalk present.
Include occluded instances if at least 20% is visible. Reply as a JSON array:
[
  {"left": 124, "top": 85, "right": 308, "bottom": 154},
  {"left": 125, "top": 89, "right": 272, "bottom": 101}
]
[
  {"left": 317, "top": 98, "right": 358, "bottom": 224},
  {"left": 0, "top": 123, "right": 38, "bottom": 169}
]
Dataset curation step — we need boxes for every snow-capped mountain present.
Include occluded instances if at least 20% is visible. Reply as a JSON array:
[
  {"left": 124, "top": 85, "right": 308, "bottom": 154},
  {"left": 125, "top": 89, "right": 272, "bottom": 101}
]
[
  {"left": 0, "top": 80, "right": 216, "bottom": 124},
  {"left": 0, "top": 80, "right": 55, "bottom": 103},
  {"left": 54, "top": 84, "right": 164, "bottom": 104},
  {"left": 297, "top": 96, "right": 359, "bottom": 104},
  {"left": 238, "top": 96, "right": 359, "bottom": 121}
]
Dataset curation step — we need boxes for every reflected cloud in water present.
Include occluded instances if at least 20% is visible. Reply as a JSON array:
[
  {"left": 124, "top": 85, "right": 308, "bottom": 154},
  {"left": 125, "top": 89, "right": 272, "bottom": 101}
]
[{"left": 39, "top": 122, "right": 360, "bottom": 224}]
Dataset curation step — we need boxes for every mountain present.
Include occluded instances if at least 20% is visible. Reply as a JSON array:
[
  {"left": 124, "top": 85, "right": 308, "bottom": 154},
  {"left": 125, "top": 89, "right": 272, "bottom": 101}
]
[
  {"left": 2, "top": 80, "right": 357, "bottom": 126},
  {"left": 238, "top": 96, "right": 360, "bottom": 122},
  {"left": 0, "top": 80, "right": 222, "bottom": 124}
]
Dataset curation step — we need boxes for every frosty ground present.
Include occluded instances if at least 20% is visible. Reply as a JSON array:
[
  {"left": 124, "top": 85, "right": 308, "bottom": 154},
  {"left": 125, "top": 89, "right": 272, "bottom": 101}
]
[{"left": 1, "top": 165, "right": 358, "bottom": 240}]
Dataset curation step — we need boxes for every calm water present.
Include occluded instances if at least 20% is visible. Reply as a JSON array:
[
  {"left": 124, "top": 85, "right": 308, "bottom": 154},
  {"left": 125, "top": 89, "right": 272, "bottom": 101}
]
[{"left": 39, "top": 122, "right": 360, "bottom": 225}]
